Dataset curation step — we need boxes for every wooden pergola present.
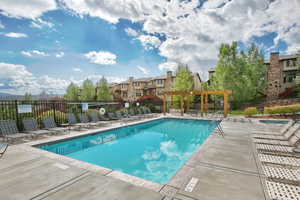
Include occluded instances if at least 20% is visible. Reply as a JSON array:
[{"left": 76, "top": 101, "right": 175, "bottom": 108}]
[{"left": 163, "top": 90, "right": 232, "bottom": 116}]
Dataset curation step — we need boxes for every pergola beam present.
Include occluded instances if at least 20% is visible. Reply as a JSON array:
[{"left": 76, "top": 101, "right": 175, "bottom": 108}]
[{"left": 163, "top": 90, "right": 232, "bottom": 116}]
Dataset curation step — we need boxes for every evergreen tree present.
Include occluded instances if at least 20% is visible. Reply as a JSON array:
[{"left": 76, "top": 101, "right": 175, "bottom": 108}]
[
  {"left": 64, "top": 82, "right": 80, "bottom": 101},
  {"left": 96, "top": 76, "right": 112, "bottom": 101},
  {"left": 24, "top": 92, "right": 33, "bottom": 101},
  {"left": 172, "top": 64, "right": 194, "bottom": 109},
  {"left": 80, "top": 79, "right": 95, "bottom": 101},
  {"left": 210, "top": 42, "right": 266, "bottom": 106}
]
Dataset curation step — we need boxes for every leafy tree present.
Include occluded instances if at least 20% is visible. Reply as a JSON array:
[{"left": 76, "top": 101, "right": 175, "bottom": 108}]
[
  {"left": 96, "top": 76, "right": 112, "bottom": 101},
  {"left": 172, "top": 64, "right": 194, "bottom": 110},
  {"left": 24, "top": 92, "right": 33, "bottom": 101},
  {"left": 80, "top": 79, "right": 95, "bottom": 101},
  {"left": 296, "top": 51, "right": 300, "bottom": 70},
  {"left": 64, "top": 82, "right": 80, "bottom": 101},
  {"left": 209, "top": 42, "right": 266, "bottom": 107},
  {"left": 39, "top": 91, "right": 49, "bottom": 100}
]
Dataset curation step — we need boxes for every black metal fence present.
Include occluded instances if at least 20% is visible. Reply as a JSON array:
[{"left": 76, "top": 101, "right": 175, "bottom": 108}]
[{"left": 0, "top": 100, "right": 164, "bottom": 131}]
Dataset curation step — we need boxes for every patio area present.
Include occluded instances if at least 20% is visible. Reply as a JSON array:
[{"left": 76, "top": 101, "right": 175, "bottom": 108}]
[{"left": 0, "top": 116, "right": 287, "bottom": 200}]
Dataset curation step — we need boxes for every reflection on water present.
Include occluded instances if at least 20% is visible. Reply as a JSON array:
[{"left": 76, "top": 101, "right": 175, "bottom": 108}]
[{"left": 39, "top": 118, "right": 217, "bottom": 184}]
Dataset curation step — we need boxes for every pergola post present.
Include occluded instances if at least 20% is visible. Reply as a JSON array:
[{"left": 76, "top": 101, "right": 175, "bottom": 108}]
[
  {"left": 224, "top": 93, "right": 228, "bottom": 117},
  {"left": 163, "top": 95, "right": 166, "bottom": 115},
  {"left": 200, "top": 94, "right": 204, "bottom": 115},
  {"left": 205, "top": 93, "right": 208, "bottom": 113},
  {"left": 180, "top": 95, "right": 184, "bottom": 116}
]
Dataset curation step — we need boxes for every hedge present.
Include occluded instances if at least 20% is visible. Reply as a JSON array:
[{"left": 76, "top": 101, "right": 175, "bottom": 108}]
[
  {"left": 264, "top": 104, "right": 300, "bottom": 115},
  {"left": 244, "top": 107, "right": 259, "bottom": 116}
]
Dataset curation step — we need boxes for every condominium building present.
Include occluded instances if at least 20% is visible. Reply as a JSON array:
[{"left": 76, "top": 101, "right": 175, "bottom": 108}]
[
  {"left": 110, "top": 71, "right": 202, "bottom": 102},
  {"left": 207, "top": 52, "right": 299, "bottom": 100},
  {"left": 265, "top": 53, "right": 298, "bottom": 99}
]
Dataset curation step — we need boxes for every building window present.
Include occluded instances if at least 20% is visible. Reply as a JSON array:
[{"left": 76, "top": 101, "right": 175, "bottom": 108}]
[
  {"left": 283, "top": 77, "right": 286, "bottom": 83},
  {"left": 136, "top": 93, "right": 141, "bottom": 97}
]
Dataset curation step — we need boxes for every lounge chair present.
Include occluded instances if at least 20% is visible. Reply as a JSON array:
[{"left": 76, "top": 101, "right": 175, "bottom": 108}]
[
  {"left": 0, "top": 120, "right": 30, "bottom": 143},
  {"left": 78, "top": 113, "right": 99, "bottom": 128},
  {"left": 0, "top": 142, "right": 8, "bottom": 158},
  {"left": 264, "top": 180, "right": 300, "bottom": 200},
  {"left": 66, "top": 113, "right": 86, "bottom": 130},
  {"left": 253, "top": 127, "right": 300, "bottom": 145},
  {"left": 90, "top": 112, "right": 106, "bottom": 126},
  {"left": 107, "top": 112, "right": 119, "bottom": 120},
  {"left": 99, "top": 114, "right": 110, "bottom": 121},
  {"left": 42, "top": 117, "right": 68, "bottom": 134},
  {"left": 22, "top": 118, "right": 52, "bottom": 137},
  {"left": 252, "top": 120, "right": 294, "bottom": 135},
  {"left": 258, "top": 154, "right": 300, "bottom": 167},
  {"left": 252, "top": 123, "right": 300, "bottom": 140}
]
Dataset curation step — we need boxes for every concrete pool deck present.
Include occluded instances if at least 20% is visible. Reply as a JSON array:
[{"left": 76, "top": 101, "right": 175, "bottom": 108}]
[{"left": 0, "top": 115, "right": 269, "bottom": 200}]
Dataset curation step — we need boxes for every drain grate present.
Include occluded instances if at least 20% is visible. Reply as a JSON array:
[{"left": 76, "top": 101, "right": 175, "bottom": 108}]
[
  {"left": 262, "top": 166, "right": 300, "bottom": 182},
  {"left": 265, "top": 180, "right": 300, "bottom": 200},
  {"left": 184, "top": 177, "right": 199, "bottom": 192},
  {"left": 256, "top": 144, "right": 294, "bottom": 153}
]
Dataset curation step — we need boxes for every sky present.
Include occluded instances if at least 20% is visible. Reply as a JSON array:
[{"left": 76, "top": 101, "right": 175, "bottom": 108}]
[{"left": 0, "top": 0, "right": 299, "bottom": 95}]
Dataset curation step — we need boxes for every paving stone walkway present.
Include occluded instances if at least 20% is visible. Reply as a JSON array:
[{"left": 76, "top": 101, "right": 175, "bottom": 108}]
[{"left": 0, "top": 118, "right": 268, "bottom": 200}]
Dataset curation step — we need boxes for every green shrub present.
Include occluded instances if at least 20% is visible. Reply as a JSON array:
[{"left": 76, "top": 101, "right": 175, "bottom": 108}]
[
  {"left": 244, "top": 107, "right": 258, "bottom": 116},
  {"left": 230, "top": 110, "right": 244, "bottom": 115},
  {"left": 37, "top": 110, "right": 67, "bottom": 125},
  {"left": 264, "top": 104, "right": 300, "bottom": 115}
]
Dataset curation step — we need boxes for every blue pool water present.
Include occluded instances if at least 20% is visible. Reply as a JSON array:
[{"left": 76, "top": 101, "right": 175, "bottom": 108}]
[{"left": 38, "top": 118, "right": 218, "bottom": 184}]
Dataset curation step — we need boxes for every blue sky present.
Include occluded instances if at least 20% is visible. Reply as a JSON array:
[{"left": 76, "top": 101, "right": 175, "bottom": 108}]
[{"left": 0, "top": 0, "right": 299, "bottom": 94}]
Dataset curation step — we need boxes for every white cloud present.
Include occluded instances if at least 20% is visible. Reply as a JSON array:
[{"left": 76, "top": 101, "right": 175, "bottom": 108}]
[
  {"left": 0, "top": 0, "right": 57, "bottom": 19},
  {"left": 0, "top": 21, "right": 4, "bottom": 29},
  {"left": 137, "top": 35, "right": 161, "bottom": 50},
  {"left": 61, "top": 0, "right": 300, "bottom": 80},
  {"left": 137, "top": 66, "right": 149, "bottom": 75},
  {"left": 84, "top": 51, "right": 117, "bottom": 65},
  {"left": 125, "top": 27, "right": 138, "bottom": 37},
  {"left": 21, "top": 50, "right": 49, "bottom": 57},
  {"left": 55, "top": 52, "right": 65, "bottom": 58},
  {"left": 0, "top": 62, "right": 126, "bottom": 95},
  {"left": 4, "top": 32, "right": 27, "bottom": 38},
  {"left": 73, "top": 67, "right": 82, "bottom": 72},
  {"left": 31, "top": 18, "right": 54, "bottom": 29},
  {"left": 158, "top": 62, "right": 178, "bottom": 71}
]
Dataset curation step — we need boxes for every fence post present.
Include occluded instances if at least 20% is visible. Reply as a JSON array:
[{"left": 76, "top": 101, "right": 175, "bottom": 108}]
[
  {"left": 14, "top": 100, "right": 20, "bottom": 130},
  {"left": 52, "top": 101, "right": 57, "bottom": 124}
]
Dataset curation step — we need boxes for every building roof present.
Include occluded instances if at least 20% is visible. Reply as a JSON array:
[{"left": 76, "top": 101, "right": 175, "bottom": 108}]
[{"left": 264, "top": 54, "right": 297, "bottom": 64}]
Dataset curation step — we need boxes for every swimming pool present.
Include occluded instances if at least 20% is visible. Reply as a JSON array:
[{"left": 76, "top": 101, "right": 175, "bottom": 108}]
[{"left": 38, "top": 118, "right": 218, "bottom": 184}]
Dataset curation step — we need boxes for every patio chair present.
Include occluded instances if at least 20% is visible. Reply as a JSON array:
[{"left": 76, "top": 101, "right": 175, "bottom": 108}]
[
  {"left": 0, "top": 120, "right": 30, "bottom": 143},
  {"left": 0, "top": 142, "right": 8, "bottom": 158},
  {"left": 90, "top": 112, "right": 106, "bottom": 126},
  {"left": 253, "top": 130, "right": 300, "bottom": 146},
  {"left": 253, "top": 123, "right": 300, "bottom": 140},
  {"left": 99, "top": 114, "right": 110, "bottom": 121},
  {"left": 42, "top": 117, "right": 68, "bottom": 134},
  {"left": 22, "top": 118, "right": 52, "bottom": 137},
  {"left": 66, "top": 113, "right": 86, "bottom": 130},
  {"left": 107, "top": 112, "right": 119, "bottom": 120},
  {"left": 78, "top": 113, "right": 98, "bottom": 128},
  {"left": 252, "top": 120, "right": 295, "bottom": 135},
  {"left": 258, "top": 153, "right": 300, "bottom": 167},
  {"left": 256, "top": 143, "right": 300, "bottom": 157}
]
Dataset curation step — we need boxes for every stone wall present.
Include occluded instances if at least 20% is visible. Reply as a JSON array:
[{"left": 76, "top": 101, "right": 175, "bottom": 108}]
[
  {"left": 266, "top": 52, "right": 282, "bottom": 100},
  {"left": 263, "top": 98, "right": 300, "bottom": 107}
]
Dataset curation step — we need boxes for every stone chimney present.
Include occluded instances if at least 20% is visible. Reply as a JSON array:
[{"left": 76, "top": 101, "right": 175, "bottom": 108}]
[
  {"left": 165, "top": 71, "right": 173, "bottom": 91},
  {"left": 266, "top": 52, "right": 282, "bottom": 100},
  {"left": 167, "top": 71, "right": 172, "bottom": 78}
]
